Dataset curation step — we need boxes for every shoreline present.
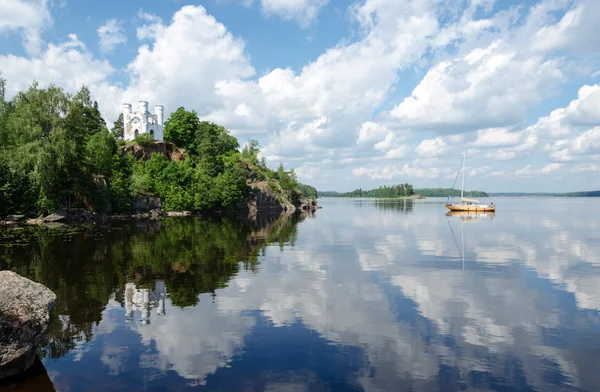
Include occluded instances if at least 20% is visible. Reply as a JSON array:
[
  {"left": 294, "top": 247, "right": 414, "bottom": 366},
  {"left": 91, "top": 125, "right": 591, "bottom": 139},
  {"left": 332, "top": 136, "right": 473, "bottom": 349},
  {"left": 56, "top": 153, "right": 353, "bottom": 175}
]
[
  {"left": 0, "top": 204, "right": 322, "bottom": 228},
  {"left": 320, "top": 195, "right": 425, "bottom": 200}
]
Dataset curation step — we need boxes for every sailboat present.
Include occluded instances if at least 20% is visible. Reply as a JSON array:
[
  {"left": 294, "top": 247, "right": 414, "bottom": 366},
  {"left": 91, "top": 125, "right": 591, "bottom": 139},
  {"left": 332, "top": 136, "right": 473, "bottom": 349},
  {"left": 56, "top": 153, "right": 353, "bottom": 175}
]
[{"left": 445, "top": 151, "right": 496, "bottom": 212}]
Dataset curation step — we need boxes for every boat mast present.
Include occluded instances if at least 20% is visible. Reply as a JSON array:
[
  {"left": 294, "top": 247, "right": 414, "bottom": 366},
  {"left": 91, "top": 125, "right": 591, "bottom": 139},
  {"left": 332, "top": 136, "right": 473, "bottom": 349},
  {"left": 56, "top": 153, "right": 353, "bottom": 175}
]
[{"left": 461, "top": 150, "right": 465, "bottom": 201}]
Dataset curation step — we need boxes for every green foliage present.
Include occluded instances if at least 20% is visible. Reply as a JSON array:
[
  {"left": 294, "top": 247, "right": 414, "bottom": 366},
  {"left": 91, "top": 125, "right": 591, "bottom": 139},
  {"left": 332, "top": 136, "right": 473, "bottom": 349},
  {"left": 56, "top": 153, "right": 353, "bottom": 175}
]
[
  {"left": 111, "top": 113, "right": 124, "bottom": 140},
  {"left": 194, "top": 121, "right": 239, "bottom": 176},
  {"left": 297, "top": 183, "right": 317, "bottom": 198},
  {"left": 134, "top": 132, "right": 154, "bottom": 147},
  {"left": 415, "top": 188, "right": 488, "bottom": 197},
  {"left": 0, "top": 77, "right": 317, "bottom": 216},
  {"left": 87, "top": 129, "right": 116, "bottom": 177},
  {"left": 0, "top": 213, "right": 303, "bottom": 358},
  {"left": 319, "top": 186, "right": 490, "bottom": 198},
  {"left": 241, "top": 139, "right": 261, "bottom": 164},
  {"left": 164, "top": 107, "right": 200, "bottom": 150},
  {"left": 320, "top": 184, "right": 415, "bottom": 198},
  {"left": 109, "top": 154, "right": 135, "bottom": 212}
]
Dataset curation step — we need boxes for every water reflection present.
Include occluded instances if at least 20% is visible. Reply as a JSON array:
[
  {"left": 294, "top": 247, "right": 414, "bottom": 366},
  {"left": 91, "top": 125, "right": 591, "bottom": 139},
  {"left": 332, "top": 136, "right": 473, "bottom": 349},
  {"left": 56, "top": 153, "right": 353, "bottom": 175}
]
[
  {"left": 2, "top": 198, "right": 600, "bottom": 391},
  {"left": 125, "top": 281, "right": 167, "bottom": 323}
]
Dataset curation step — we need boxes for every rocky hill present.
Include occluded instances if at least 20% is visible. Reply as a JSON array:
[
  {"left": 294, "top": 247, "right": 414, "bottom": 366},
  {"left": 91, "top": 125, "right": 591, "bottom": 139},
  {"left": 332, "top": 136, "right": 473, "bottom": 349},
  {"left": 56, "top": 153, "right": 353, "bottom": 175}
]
[
  {"left": 119, "top": 141, "right": 186, "bottom": 161},
  {"left": 245, "top": 178, "right": 319, "bottom": 216}
]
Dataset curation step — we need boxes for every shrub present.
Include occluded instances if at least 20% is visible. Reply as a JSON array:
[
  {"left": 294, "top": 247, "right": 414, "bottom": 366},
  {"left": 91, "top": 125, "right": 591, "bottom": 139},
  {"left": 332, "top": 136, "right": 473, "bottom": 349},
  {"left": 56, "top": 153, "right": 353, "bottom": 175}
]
[
  {"left": 268, "top": 180, "right": 279, "bottom": 192},
  {"left": 134, "top": 133, "right": 155, "bottom": 147}
]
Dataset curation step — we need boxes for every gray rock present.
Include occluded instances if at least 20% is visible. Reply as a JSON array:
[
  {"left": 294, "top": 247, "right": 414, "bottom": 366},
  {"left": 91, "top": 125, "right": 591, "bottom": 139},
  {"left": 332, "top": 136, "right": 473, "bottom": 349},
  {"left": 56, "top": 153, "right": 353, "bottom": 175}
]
[
  {"left": 133, "top": 195, "right": 162, "bottom": 212},
  {"left": 0, "top": 271, "right": 57, "bottom": 380},
  {"left": 42, "top": 213, "right": 66, "bottom": 223},
  {"left": 5, "top": 215, "right": 25, "bottom": 222}
]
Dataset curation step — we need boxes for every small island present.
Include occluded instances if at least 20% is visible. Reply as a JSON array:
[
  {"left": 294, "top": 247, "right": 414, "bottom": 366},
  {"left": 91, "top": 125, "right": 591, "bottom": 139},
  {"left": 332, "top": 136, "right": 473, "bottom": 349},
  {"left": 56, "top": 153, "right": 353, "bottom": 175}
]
[{"left": 0, "top": 78, "right": 319, "bottom": 224}]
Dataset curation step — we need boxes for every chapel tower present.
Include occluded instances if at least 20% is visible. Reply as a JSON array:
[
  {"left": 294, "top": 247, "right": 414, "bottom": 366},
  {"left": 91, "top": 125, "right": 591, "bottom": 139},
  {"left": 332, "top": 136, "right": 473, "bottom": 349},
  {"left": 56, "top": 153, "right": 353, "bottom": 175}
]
[{"left": 122, "top": 100, "right": 164, "bottom": 141}]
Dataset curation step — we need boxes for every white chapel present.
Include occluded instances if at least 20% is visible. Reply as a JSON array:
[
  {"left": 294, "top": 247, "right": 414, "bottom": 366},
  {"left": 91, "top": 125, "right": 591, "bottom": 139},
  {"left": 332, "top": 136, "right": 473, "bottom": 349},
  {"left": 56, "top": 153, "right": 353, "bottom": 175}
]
[{"left": 123, "top": 100, "right": 164, "bottom": 141}]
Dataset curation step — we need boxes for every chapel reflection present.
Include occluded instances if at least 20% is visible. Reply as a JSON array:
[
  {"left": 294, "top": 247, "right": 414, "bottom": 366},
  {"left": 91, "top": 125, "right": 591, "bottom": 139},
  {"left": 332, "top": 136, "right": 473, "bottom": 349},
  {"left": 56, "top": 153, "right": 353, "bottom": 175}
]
[
  {"left": 125, "top": 281, "right": 167, "bottom": 324},
  {"left": 0, "top": 211, "right": 307, "bottom": 362}
]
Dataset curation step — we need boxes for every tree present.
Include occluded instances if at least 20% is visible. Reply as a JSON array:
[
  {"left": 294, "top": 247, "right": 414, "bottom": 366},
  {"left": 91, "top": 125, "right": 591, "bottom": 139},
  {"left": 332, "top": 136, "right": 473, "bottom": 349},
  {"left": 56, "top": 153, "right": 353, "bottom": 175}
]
[
  {"left": 194, "top": 121, "right": 239, "bottom": 176},
  {"left": 87, "top": 129, "right": 116, "bottom": 177},
  {"left": 241, "top": 139, "right": 261, "bottom": 164},
  {"left": 275, "top": 162, "right": 285, "bottom": 181},
  {"left": 164, "top": 107, "right": 200, "bottom": 150},
  {"left": 6, "top": 82, "right": 72, "bottom": 212},
  {"left": 111, "top": 113, "right": 124, "bottom": 140},
  {"left": 72, "top": 86, "right": 106, "bottom": 136}
]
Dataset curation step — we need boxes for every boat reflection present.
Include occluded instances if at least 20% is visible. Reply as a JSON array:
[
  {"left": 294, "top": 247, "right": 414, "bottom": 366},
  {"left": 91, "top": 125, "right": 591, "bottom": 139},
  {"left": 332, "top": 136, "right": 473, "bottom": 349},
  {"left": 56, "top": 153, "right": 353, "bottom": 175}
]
[{"left": 446, "top": 210, "right": 495, "bottom": 221}]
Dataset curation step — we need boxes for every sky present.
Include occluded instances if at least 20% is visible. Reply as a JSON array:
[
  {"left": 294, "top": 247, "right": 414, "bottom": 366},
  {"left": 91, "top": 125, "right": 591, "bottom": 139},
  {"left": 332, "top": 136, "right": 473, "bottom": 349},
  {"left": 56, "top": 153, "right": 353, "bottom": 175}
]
[{"left": 1, "top": 0, "right": 599, "bottom": 193}]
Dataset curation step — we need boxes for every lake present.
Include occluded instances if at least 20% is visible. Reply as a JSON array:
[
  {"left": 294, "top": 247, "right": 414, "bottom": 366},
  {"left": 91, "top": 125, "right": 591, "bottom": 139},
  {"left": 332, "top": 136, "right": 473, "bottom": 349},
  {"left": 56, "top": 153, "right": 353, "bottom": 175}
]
[{"left": 2, "top": 197, "right": 600, "bottom": 391}]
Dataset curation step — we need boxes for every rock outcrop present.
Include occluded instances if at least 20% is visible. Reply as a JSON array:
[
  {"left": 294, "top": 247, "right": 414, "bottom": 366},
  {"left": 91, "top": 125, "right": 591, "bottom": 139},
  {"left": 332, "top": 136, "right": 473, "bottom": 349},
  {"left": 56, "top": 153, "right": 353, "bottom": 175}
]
[
  {"left": 0, "top": 271, "right": 57, "bottom": 380},
  {"left": 119, "top": 141, "right": 185, "bottom": 161},
  {"left": 133, "top": 194, "right": 163, "bottom": 212},
  {"left": 244, "top": 180, "right": 321, "bottom": 215},
  {"left": 294, "top": 196, "right": 321, "bottom": 212}
]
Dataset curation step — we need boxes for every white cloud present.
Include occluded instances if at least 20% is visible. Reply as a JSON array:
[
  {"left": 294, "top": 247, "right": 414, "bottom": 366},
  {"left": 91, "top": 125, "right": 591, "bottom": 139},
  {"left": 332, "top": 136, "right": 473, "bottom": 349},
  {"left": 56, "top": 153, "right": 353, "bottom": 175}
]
[
  {"left": 0, "top": 0, "right": 52, "bottom": 55},
  {"left": 2, "top": 1, "right": 600, "bottom": 191},
  {"left": 0, "top": 33, "right": 115, "bottom": 98},
  {"left": 357, "top": 121, "right": 388, "bottom": 144},
  {"left": 208, "top": 0, "right": 441, "bottom": 162},
  {"left": 570, "top": 127, "right": 600, "bottom": 155},
  {"left": 116, "top": 5, "right": 256, "bottom": 125},
  {"left": 352, "top": 163, "right": 445, "bottom": 180},
  {"left": 384, "top": 145, "right": 408, "bottom": 159},
  {"left": 97, "top": 19, "right": 127, "bottom": 53},
  {"left": 472, "top": 128, "right": 523, "bottom": 148},
  {"left": 532, "top": 1, "right": 600, "bottom": 54},
  {"left": 541, "top": 163, "right": 563, "bottom": 173},
  {"left": 415, "top": 137, "right": 447, "bottom": 157},
  {"left": 388, "top": 40, "right": 564, "bottom": 132},
  {"left": 562, "top": 84, "right": 600, "bottom": 127},
  {"left": 260, "top": 0, "right": 328, "bottom": 28},
  {"left": 136, "top": 10, "right": 163, "bottom": 41},
  {"left": 571, "top": 164, "right": 600, "bottom": 173},
  {"left": 484, "top": 150, "right": 515, "bottom": 161}
]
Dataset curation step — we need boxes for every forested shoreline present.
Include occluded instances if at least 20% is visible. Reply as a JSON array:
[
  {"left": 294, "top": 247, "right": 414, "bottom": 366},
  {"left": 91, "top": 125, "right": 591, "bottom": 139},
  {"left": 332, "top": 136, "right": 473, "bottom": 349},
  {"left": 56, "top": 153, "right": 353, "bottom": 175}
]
[
  {"left": 318, "top": 186, "right": 489, "bottom": 198},
  {"left": 0, "top": 78, "right": 316, "bottom": 218}
]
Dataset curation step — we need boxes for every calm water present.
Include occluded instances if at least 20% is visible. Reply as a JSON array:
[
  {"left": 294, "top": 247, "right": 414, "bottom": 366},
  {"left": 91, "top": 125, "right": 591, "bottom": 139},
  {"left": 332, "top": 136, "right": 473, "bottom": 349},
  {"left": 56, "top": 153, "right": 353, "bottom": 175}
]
[{"left": 2, "top": 197, "right": 600, "bottom": 391}]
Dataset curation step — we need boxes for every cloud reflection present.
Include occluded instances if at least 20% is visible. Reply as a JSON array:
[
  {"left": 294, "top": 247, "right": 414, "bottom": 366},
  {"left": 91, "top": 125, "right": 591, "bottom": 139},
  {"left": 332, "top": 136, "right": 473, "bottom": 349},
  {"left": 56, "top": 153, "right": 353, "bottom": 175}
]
[{"left": 68, "top": 198, "right": 600, "bottom": 390}]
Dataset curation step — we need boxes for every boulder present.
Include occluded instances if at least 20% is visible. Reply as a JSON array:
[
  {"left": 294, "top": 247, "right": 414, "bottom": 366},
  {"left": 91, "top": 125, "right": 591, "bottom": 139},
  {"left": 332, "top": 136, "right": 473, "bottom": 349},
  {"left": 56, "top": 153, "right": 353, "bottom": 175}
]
[
  {"left": 0, "top": 271, "right": 57, "bottom": 380},
  {"left": 133, "top": 195, "right": 162, "bottom": 212},
  {"left": 42, "top": 213, "right": 66, "bottom": 223}
]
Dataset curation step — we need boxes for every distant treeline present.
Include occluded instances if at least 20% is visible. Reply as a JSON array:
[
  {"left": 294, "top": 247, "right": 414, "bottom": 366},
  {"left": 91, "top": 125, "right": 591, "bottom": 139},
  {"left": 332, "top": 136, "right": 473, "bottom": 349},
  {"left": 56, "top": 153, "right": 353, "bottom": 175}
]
[
  {"left": 319, "top": 186, "right": 489, "bottom": 198},
  {"left": 490, "top": 191, "right": 600, "bottom": 197},
  {"left": 415, "top": 188, "right": 489, "bottom": 197},
  {"left": 319, "top": 184, "right": 415, "bottom": 198}
]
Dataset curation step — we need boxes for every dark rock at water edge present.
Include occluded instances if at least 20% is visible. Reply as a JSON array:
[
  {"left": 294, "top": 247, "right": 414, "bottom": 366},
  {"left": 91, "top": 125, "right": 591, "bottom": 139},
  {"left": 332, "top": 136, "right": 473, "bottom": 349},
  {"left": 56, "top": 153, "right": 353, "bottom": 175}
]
[
  {"left": 0, "top": 271, "right": 57, "bottom": 380},
  {"left": 4, "top": 216, "right": 25, "bottom": 223},
  {"left": 41, "top": 213, "right": 66, "bottom": 223},
  {"left": 0, "top": 355, "right": 56, "bottom": 391},
  {"left": 133, "top": 195, "right": 162, "bottom": 211}
]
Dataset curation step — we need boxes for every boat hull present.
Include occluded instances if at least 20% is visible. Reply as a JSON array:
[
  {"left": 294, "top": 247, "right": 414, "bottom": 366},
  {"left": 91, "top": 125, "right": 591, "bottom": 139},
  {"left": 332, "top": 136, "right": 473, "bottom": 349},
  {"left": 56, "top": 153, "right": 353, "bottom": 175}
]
[{"left": 445, "top": 204, "right": 495, "bottom": 212}]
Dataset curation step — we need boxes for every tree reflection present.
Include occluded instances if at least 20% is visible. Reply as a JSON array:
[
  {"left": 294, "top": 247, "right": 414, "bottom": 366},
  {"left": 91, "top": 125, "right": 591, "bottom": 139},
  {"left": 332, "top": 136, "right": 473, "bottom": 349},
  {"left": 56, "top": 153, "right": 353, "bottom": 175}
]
[
  {"left": 0, "top": 212, "right": 304, "bottom": 360},
  {"left": 351, "top": 199, "right": 414, "bottom": 213}
]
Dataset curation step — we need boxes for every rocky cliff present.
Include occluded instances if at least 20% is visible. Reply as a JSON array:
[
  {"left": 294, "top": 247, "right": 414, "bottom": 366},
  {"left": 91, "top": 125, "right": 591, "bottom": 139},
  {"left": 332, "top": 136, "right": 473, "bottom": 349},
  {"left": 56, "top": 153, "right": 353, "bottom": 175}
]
[
  {"left": 119, "top": 141, "right": 185, "bottom": 161},
  {"left": 244, "top": 179, "right": 320, "bottom": 216}
]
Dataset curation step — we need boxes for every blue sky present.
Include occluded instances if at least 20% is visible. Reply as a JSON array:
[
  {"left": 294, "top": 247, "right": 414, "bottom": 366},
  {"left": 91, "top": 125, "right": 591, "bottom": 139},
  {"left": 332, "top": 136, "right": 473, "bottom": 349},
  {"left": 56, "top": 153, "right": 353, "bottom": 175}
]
[{"left": 1, "top": 0, "right": 600, "bottom": 192}]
